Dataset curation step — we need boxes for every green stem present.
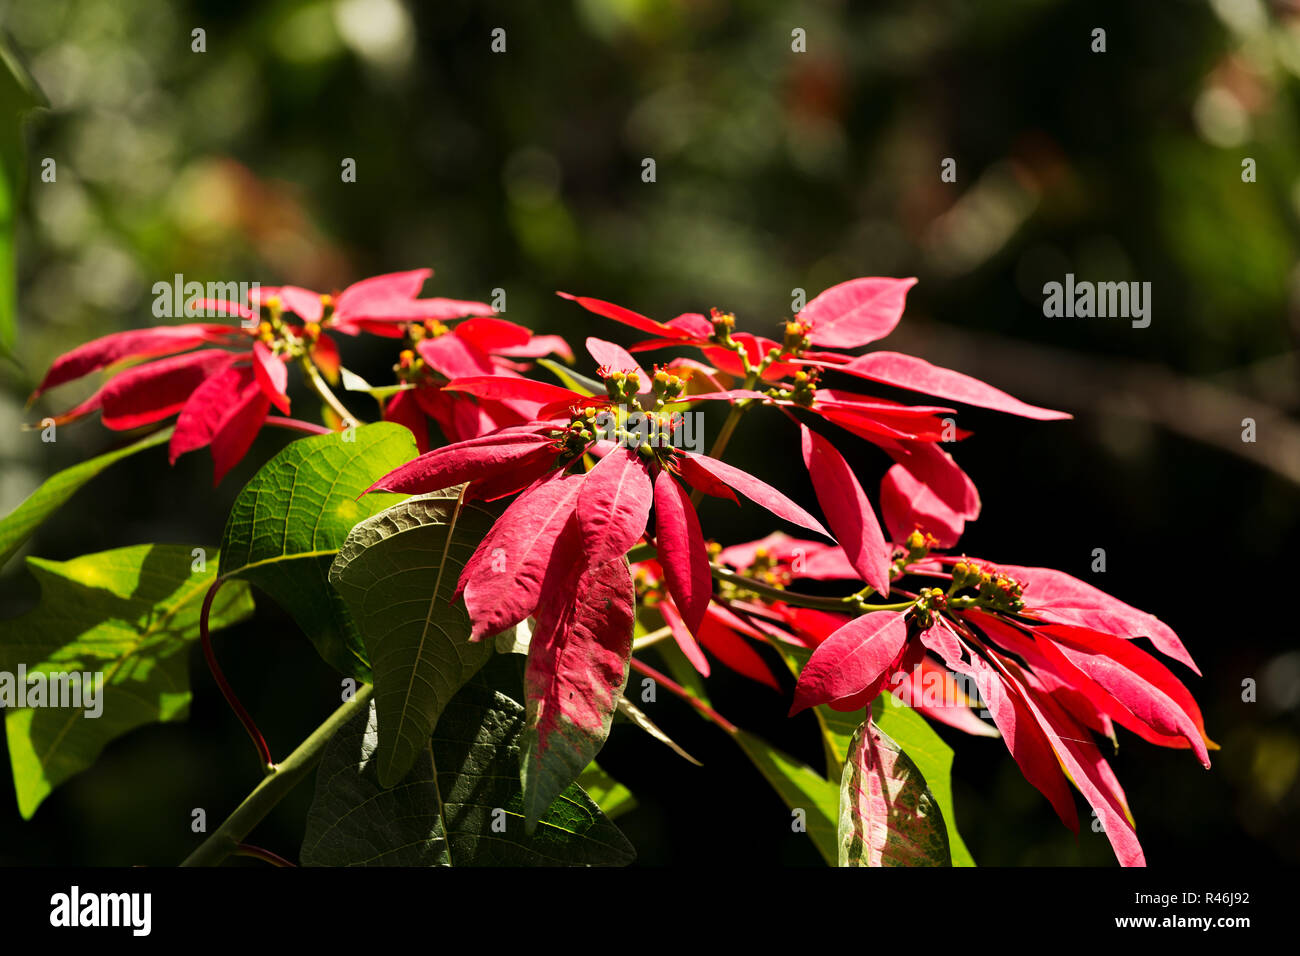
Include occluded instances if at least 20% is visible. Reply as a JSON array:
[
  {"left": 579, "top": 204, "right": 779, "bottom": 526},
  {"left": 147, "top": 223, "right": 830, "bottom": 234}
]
[
  {"left": 712, "top": 564, "right": 913, "bottom": 614},
  {"left": 626, "top": 543, "right": 655, "bottom": 564},
  {"left": 690, "top": 367, "right": 761, "bottom": 506},
  {"left": 300, "top": 356, "right": 361, "bottom": 429},
  {"left": 181, "top": 684, "right": 374, "bottom": 867},
  {"left": 707, "top": 367, "right": 760, "bottom": 459},
  {"left": 625, "top": 541, "right": 916, "bottom": 615},
  {"left": 632, "top": 625, "right": 674, "bottom": 651}
]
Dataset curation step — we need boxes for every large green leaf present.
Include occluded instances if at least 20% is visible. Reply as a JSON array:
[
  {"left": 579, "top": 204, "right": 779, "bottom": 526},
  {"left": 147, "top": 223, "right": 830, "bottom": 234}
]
[
  {"left": 300, "top": 681, "right": 636, "bottom": 866},
  {"left": 775, "top": 641, "right": 975, "bottom": 865},
  {"left": 0, "top": 39, "right": 45, "bottom": 352},
  {"left": 871, "top": 696, "right": 975, "bottom": 866},
  {"left": 0, "top": 428, "right": 173, "bottom": 570},
  {"left": 839, "top": 717, "right": 951, "bottom": 867},
  {"left": 218, "top": 423, "right": 416, "bottom": 682},
  {"left": 732, "top": 729, "right": 840, "bottom": 866},
  {"left": 328, "top": 491, "right": 496, "bottom": 788},
  {"left": 0, "top": 543, "right": 253, "bottom": 817}
]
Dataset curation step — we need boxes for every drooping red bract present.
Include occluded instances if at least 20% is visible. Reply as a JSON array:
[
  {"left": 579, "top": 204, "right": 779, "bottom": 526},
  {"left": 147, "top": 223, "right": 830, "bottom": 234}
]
[
  {"left": 521, "top": 556, "right": 635, "bottom": 831},
  {"left": 800, "top": 424, "right": 892, "bottom": 593},
  {"left": 653, "top": 468, "right": 712, "bottom": 637},
  {"left": 457, "top": 472, "right": 586, "bottom": 641}
]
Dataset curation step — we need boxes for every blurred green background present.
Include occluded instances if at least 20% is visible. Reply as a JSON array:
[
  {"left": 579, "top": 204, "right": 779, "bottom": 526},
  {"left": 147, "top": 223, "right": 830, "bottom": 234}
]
[{"left": 0, "top": 0, "right": 1297, "bottom": 865}]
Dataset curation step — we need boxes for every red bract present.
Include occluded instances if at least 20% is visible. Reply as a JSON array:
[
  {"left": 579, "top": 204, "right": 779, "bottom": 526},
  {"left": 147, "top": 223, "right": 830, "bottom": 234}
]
[
  {"left": 879, "top": 442, "right": 981, "bottom": 547},
  {"left": 521, "top": 554, "right": 635, "bottom": 828},
  {"left": 797, "top": 277, "right": 918, "bottom": 349},
  {"left": 800, "top": 424, "right": 892, "bottom": 593},
  {"left": 796, "top": 351, "right": 1070, "bottom": 421},
  {"left": 789, "top": 612, "right": 911, "bottom": 714},
  {"left": 270, "top": 268, "right": 494, "bottom": 337}
]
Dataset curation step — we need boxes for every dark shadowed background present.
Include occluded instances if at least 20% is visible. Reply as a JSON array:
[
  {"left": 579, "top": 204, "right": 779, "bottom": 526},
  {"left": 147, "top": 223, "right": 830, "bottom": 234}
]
[{"left": 0, "top": 0, "right": 1297, "bottom": 866}]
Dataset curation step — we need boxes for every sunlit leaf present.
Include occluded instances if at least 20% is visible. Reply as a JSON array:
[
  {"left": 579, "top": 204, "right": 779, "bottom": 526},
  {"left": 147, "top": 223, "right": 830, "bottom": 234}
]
[{"left": 0, "top": 544, "right": 252, "bottom": 818}]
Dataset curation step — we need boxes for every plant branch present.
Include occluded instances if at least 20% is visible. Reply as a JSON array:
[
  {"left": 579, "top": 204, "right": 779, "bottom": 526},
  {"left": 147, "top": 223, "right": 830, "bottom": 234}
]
[
  {"left": 625, "top": 541, "right": 915, "bottom": 615},
  {"left": 629, "top": 659, "right": 738, "bottom": 734},
  {"left": 233, "top": 843, "right": 297, "bottom": 867},
  {"left": 200, "top": 580, "right": 273, "bottom": 771},
  {"left": 181, "top": 684, "right": 374, "bottom": 867},
  {"left": 300, "top": 356, "right": 361, "bottom": 429},
  {"left": 263, "top": 415, "right": 333, "bottom": 436},
  {"left": 711, "top": 564, "right": 913, "bottom": 614}
]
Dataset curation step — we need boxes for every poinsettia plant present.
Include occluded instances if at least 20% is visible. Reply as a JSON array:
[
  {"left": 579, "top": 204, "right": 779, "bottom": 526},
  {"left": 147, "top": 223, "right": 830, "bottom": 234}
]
[{"left": 1, "top": 268, "right": 1212, "bottom": 867}]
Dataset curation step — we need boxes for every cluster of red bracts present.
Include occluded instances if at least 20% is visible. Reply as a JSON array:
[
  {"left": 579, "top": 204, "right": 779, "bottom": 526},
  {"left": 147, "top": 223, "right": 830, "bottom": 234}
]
[
  {"left": 28, "top": 269, "right": 568, "bottom": 482},
  {"left": 642, "top": 533, "right": 1210, "bottom": 868},
  {"left": 795, "top": 569, "right": 1209, "bottom": 867},
  {"left": 365, "top": 381, "right": 829, "bottom": 645},
  {"left": 33, "top": 267, "right": 1209, "bottom": 865}
]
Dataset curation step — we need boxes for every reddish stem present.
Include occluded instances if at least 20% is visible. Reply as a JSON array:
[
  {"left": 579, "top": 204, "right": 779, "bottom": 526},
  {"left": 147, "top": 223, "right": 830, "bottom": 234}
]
[
  {"left": 263, "top": 415, "right": 332, "bottom": 436},
  {"left": 200, "top": 579, "right": 274, "bottom": 770},
  {"left": 630, "top": 658, "right": 739, "bottom": 735},
  {"left": 233, "top": 843, "right": 296, "bottom": 867}
]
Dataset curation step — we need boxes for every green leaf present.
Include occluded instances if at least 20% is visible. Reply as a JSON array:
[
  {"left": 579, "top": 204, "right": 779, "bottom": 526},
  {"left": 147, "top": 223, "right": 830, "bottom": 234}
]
[
  {"left": 338, "top": 367, "right": 373, "bottom": 392},
  {"left": 732, "top": 729, "right": 840, "bottom": 866},
  {"left": 871, "top": 696, "right": 975, "bottom": 867},
  {"left": 218, "top": 423, "right": 417, "bottom": 683},
  {"left": 615, "top": 695, "right": 701, "bottom": 766},
  {"left": 774, "top": 641, "right": 975, "bottom": 865},
  {"left": 0, "top": 428, "right": 173, "bottom": 570},
  {"left": 340, "top": 367, "right": 411, "bottom": 401},
  {"left": 839, "top": 717, "right": 952, "bottom": 866},
  {"left": 0, "top": 543, "right": 253, "bottom": 818},
  {"left": 328, "top": 491, "right": 496, "bottom": 788},
  {"left": 0, "top": 38, "right": 45, "bottom": 352},
  {"left": 300, "top": 681, "right": 636, "bottom": 866},
  {"left": 577, "top": 762, "right": 637, "bottom": 820},
  {"left": 537, "top": 357, "right": 602, "bottom": 396}
]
